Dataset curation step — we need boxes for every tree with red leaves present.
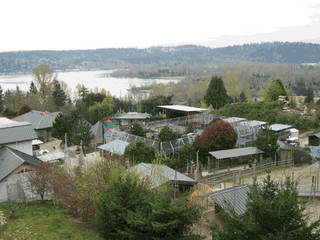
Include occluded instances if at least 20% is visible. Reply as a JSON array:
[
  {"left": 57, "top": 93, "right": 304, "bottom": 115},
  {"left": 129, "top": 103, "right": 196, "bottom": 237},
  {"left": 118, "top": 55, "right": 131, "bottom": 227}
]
[{"left": 193, "top": 120, "right": 238, "bottom": 162}]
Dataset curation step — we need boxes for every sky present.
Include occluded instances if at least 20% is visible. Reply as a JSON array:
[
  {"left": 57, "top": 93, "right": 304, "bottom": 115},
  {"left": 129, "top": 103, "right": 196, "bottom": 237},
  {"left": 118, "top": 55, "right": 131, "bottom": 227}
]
[{"left": 0, "top": 0, "right": 320, "bottom": 52}]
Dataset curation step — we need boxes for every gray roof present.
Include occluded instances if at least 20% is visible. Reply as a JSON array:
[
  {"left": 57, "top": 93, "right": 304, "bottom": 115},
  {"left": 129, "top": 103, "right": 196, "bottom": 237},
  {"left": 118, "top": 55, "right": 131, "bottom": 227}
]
[
  {"left": 130, "top": 163, "right": 197, "bottom": 189},
  {"left": 157, "top": 105, "right": 208, "bottom": 113},
  {"left": 0, "top": 146, "right": 40, "bottom": 182},
  {"left": 97, "top": 139, "right": 129, "bottom": 155},
  {"left": 90, "top": 121, "right": 107, "bottom": 140},
  {"left": 38, "top": 152, "right": 65, "bottom": 162},
  {"left": 209, "top": 147, "right": 264, "bottom": 160},
  {"left": 210, "top": 185, "right": 252, "bottom": 216},
  {"left": 115, "top": 112, "right": 151, "bottom": 120},
  {"left": 269, "top": 124, "right": 292, "bottom": 132},
  {"left": 0, "top": 118, "right": 37, "bottom": 145},
  {"left": 13, "top": 111, "right": 61, "bottom": 130},
  {"left": 308, "top": 146, "right": 320, "bottom": 159}
]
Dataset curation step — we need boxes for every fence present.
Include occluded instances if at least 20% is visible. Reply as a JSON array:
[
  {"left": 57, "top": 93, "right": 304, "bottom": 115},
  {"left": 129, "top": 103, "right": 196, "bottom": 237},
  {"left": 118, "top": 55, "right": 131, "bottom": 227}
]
[{"left": 201, "top": 159, "right": 294, "bottom": 187}]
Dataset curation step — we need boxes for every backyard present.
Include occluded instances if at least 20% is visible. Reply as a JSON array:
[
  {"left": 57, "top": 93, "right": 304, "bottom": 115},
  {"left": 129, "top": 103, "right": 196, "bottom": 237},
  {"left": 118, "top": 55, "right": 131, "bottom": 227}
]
[{"left": 0, "top": 201, "right": 102, "bottom": 240}]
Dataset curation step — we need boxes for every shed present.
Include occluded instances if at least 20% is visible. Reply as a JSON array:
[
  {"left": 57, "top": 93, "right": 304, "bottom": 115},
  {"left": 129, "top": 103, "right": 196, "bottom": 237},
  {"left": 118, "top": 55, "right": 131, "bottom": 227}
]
[
  {"left": 208, "top": 147, "right": 264, "bottom": 169},
  {"left": 210, "top": 185, "right": 252, "bottom": 216},
  {"left": 309, "top": 132, "right": 320, "bottom": 146},
  {"left": 157, "top": 105, "right": 208, "bottom": 118},
  {"left": 130, "top": 163, "right": 197, "bottom": 190},
  {"left": 97, "top": 139, "right": 129, "bottom": 156},
  {"left": 114, "top": 112, "right": 150, "bottom": 128},
  {"left": 269, "top": 124, "right": 292, "bottom": 140}
]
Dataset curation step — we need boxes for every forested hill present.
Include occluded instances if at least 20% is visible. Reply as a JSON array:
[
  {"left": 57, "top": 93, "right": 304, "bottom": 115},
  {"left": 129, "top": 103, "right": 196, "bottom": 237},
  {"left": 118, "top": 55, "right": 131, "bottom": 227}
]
[{"left": 1, "top": 42, "right": 320, "bottom": 74}]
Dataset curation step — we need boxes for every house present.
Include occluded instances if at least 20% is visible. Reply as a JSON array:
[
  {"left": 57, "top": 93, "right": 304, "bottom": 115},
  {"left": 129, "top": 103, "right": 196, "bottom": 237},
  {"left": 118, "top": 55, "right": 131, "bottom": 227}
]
[
  {"left": 210, "top": 185, "right": 252, "bottom": 216},
  {"left": 0, "top": 117, "right": 37, "bottom": 155},
  {"left": 14, "top": 110, "right": 61, "bottom": 142},
  {"left": 309, "top": 132, "right": 320, "bottom": 146},
  {"left": 114, "top": 112, "right": 150, "bottom": 129},
  {"left": 97, "top": 139, "right": 129, "bottom": 156},
  {"left": 0, "top": 146, "right": 41, "bottom": 202},
  {"left": 130, "top": 163, "right": 197, "bottom": 192},
  {"left": 269, "top": 124, "right": 292, "bottom": 140}
]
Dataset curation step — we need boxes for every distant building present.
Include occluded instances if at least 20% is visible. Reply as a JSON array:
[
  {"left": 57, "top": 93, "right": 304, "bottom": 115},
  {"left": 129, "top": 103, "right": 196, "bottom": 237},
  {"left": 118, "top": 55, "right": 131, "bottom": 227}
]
[
  {"left": 114, "top": 112, "right": 150, "bottom": 129},
  {"left": 269, "top": 124, "right": 292, "bottom": 140},
  {"left": 0, "top": 118, "right": 37, "bottom": 155},
  {"left": 14, "top": 110, "right": 61, "bottom": 142},
  {"left": 157, "top": 105, "right": 208, "bottom": 118}
]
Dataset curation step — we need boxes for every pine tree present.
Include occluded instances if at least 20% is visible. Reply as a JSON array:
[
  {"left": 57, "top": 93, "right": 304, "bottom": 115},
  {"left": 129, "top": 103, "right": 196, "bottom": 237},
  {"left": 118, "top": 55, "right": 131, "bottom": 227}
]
[
  {"left": 52, "top": 80, "right": 67, "bottom": 107},
  {"left": 304, "top": 87, "right": 314, "bottom": 104},
  {"left": 212, "top": 174, "right": 320, "bottom": 240},
  {"left": 130, "top": 122, "right": 145, "bottom": 137},
  {"left": 204, "top": 76, "right": 228, "bottom": 109},
  {"left": 29, "top": 81, "right": 38, "bottom": 95},
  {"left": 265, "top": 79, "right": 288, "bottom": 101}
]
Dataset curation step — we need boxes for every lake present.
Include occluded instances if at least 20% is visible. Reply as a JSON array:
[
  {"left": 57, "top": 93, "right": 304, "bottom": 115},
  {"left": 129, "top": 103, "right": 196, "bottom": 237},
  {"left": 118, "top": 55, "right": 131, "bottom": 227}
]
[{"left": 0, "top": 70, "right": 176, "bottom": 98}]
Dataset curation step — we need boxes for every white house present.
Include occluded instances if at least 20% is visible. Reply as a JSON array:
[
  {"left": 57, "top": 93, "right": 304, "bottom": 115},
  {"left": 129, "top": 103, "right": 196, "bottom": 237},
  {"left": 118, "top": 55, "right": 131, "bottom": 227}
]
[{"left": 0, "top": 118, "right": 37, "bottom": 155}]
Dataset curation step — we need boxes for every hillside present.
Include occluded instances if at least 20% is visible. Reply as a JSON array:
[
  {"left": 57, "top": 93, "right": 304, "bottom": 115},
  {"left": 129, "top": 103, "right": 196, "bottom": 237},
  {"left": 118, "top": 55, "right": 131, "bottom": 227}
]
[{"left": 1, "top": 42, "right": 320, "bottom": 74}]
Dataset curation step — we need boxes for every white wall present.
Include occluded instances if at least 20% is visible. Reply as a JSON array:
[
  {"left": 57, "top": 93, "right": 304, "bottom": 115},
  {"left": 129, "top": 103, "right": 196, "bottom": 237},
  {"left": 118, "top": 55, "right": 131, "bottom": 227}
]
[{"left": 6, "top": 140, "right": 33, "bottom": 155}]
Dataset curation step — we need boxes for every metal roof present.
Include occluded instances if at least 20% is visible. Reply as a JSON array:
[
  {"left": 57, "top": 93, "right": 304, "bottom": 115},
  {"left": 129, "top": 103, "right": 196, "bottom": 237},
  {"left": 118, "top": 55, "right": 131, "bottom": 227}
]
[
  {"left": 130, "top": 163, "right": 196, "bottom": 189},
  {"left": 38, "top": 152, "right": 65, "bottom": 162},
  {"left": 90, "top": 121, "right": 108, "bottom": 140},
  {"left": 157, "top": 105, "right": 208, "bottom": 113},
  {"left": 13, "top": 111, "right": 61, "bottom": 130},
  {"left": 209, "top": 147, "right": 264, "bottom": 159},
  {"left": 210, "top": 185, "right": 252, "bottom": 216},
  {"left": 0, "top": 119, "right": 37, "bottom": 145},
  {"left": 269, "top": 124, "right": 292, "bottom": 132},
  {"left": 223, "top": 117, "right": 246, "bottom": 124},
  {"left": 310, "top": 132, "right": 320, "bottom": 139},
  {"left": 115, "top": 112, "right": 150, "bottom": 120},
  {"left": 239, "top": 120, "right": 266, "bottom": 128},
  {"left": 308, "top": 146, "right": 320, "bottom": 159},
  {"left": 0, "top": 146, "right": 40, "bottom": 182},
  {"left": 97, "top": 139, "right": 129, "bottom": 156},
  {"left": 32, "top": 139, "right": 44, "bottom": 145}
]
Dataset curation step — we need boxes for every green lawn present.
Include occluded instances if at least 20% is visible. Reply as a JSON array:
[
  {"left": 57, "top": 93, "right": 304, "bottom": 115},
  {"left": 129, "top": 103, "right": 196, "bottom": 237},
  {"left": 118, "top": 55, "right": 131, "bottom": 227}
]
[{"left": 0, "top": 201, "right": 102, "bottom": 240}]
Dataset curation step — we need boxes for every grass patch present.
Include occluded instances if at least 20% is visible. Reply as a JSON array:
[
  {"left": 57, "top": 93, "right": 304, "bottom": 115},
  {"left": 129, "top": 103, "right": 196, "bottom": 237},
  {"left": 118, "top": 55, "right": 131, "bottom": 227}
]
[{"left": 0, "top": 201, "right": 102, "bottom": 240}]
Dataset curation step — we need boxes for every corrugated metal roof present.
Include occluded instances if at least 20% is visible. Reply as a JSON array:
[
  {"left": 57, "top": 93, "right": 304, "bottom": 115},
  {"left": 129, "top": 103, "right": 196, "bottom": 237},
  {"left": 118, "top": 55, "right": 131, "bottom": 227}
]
[
  {"left": 210, "top": 185, "right": 252, "bottom": 216},
  {"left": 0, "top": 121, "right": 37, "bottom": 144},
  {"left": 157, "top": 105, "right": 208, "bottom": 113},
  {"left": 0, "top": 146, "right": 40, "bottom": 182},
  {"left": 14, "top": 111, "right": 61, "bottom": 130},
  {"left": 308, "top": 146, "right": 320, "bottom": 159},
  {"left": 90, "top": 121, "right": 107, "bottom": 140},
  {"left": 130, "top": 163, "right": 196, "bottom": 189},
  {"left": 209, "top": 147, "right": 264, "bottom": 159},
  {"left": 269, "top": 124, "right": 292, "bottom": 132},
  {"left": 97, "top": 139, "right": 129, "bottom": 155},
  {"left": 115, "top": 112, "right": 150, "bottom": 120},
  {"left": 310, "top": 132, "right": 320, "bottom": 139}
]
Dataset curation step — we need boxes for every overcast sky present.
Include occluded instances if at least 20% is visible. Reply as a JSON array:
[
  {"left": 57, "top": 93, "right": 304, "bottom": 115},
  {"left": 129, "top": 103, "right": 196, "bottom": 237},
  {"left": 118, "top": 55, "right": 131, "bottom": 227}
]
[{"left": 0, "top": 0, "right": 320, "bottom": 52}]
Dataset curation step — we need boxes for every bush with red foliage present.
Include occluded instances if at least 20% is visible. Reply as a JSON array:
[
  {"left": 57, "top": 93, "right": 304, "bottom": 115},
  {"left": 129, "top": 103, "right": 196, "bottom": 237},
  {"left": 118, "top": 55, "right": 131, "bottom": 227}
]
[
  {"left": 17, "top": 104, "right": 32, "bottom": 116},
  {"left": 193, "top": 120, "right": 238, "bottom": 162}
]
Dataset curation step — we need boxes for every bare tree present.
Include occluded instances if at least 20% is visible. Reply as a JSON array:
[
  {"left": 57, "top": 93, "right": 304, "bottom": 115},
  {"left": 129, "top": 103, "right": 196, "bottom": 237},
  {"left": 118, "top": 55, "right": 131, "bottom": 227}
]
[{"left": 28, "top": 162, "right": 52, "bottom": 202}]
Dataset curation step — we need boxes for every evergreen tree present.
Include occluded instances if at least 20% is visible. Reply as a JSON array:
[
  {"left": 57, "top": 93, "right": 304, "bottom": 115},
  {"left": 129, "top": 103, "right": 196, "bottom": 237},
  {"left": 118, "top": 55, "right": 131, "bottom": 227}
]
[
  {"left": 71, "top": 119, "right": 93, "bottom": 149},
  {"left": 265, "top": 79, "right": 288, "bottom": 101},
  {"left": 130, "top": 122, "right": 145, "bottom": 137},
  {"left": 29, "top": 81, "right": 38, "bottom": 95},
  {"left": 95, "top": 172, "right": 202, "bottom": 240},
  {"left": 255, "top": 127, "right": 278, "bottom": 159},
  {"left": 124, "top": 140, "right": 156, "bottom": 164},
  {"left": 239, "top": 91, "right": 247, "bottom": 102},
  {"left": 0, "top": 85, "right": 3, "bottom": 113},
  {"left": 52, "top": 113, "right": 72, "bottom": 143},
  {"left": 52, "top": 80, "right": 67, "bottom": 107},
  {"left": 211, "top": 174, "right": 320, "bottom": 240},
  {"left": 204, "top": 76, "right": 228, "bottom": 109},
  {"left": 158, "top": 126, "right": 178, "bottom": 142},
  {"left": 304, "top": 87, "right": 314, "bottom": 104}
]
